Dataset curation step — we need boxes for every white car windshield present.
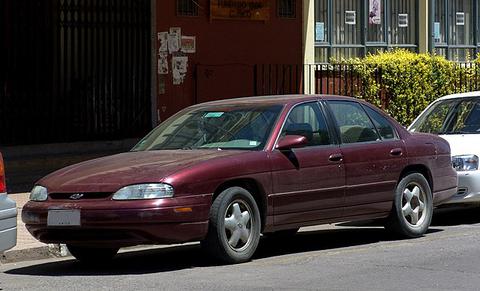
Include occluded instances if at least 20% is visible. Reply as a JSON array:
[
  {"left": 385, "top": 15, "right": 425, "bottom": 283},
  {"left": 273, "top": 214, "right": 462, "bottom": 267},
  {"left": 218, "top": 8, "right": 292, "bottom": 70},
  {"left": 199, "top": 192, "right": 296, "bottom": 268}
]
[
  {"left": 410, "top": 98, "right": 480, "bottom": 134},
  {"left": 132, "top": 104, "right": 283, "bottom": 151}
]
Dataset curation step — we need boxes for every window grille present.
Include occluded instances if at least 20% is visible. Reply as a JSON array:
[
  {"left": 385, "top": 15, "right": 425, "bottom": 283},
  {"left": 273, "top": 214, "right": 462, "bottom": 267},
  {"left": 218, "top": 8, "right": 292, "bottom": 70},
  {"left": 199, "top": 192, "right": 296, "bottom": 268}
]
[
  {"left": 278, "top": 0, "right": 296, "bottom": 18},
  {"left": 176, "top": 0, "right": 198, "bottom": 17}
]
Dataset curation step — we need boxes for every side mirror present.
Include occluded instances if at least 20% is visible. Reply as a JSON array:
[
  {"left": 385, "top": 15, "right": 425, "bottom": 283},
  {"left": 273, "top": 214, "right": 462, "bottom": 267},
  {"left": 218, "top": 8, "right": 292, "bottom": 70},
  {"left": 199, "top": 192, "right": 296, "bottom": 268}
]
[{"left": 276, "top": 135, "right": 307, "bottom": 150}]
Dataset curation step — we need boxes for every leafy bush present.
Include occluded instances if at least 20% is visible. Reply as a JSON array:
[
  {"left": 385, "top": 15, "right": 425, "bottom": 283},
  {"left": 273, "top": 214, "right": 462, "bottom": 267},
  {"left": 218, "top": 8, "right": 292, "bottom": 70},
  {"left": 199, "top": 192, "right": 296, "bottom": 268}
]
[{"left": 334, "top": 49, "right": 480, "bottom": 126}]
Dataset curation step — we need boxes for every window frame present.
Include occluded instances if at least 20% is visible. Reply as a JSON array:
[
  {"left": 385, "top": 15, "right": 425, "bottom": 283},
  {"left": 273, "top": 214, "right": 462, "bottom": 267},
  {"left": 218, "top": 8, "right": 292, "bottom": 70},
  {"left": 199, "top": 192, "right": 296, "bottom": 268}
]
[
  {"left": 314, "top": 0, "right": 419, "bottom": 63},
  {"left": 274, "top": 101, "right": 337, "bottom": 150},
  {"left": 432, "top": 0, "right": 478, "bottom": 61},
  {"left": 325, "top": 100, "right": 384, "bottom": 145},
  {"left": 361, "top": 103, "right": 400, "bottom": 140},
  {"left": 176, "top": 0, "right": 199, "bottom": 17},
  {"left": 277, "top": 0, "right": 297, "bottom": 19}
]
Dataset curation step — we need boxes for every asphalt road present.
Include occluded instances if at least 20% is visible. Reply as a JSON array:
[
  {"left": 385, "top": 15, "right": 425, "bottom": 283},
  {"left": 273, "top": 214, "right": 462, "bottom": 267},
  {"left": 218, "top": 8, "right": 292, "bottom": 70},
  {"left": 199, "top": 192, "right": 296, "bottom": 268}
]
[{"left": 2, "top": 206, "right": 480, "bottom": 291}]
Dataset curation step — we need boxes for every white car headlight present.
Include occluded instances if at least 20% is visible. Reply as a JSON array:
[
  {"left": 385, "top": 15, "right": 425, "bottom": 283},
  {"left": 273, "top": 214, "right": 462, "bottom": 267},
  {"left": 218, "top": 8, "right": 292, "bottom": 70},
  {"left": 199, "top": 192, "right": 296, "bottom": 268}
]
[
  {"left": 452, "top": 154, "right": 479, "bottom": 171},
  {"left": 30, "top": 185, "right": 48, "bottom": 201},
  {"left": 112, "top": 183, "right": 174, "bottom": 200}
]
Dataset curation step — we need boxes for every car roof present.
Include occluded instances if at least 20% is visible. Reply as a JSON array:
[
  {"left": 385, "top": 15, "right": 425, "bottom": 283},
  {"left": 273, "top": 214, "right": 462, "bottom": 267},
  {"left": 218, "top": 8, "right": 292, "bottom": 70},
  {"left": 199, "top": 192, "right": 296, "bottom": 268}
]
[
  {"left": 191, "top": 94, "right": 356, "bottom": 108},
  {"left": 437, "top": 91, "right": 480, "bottom": 101}
]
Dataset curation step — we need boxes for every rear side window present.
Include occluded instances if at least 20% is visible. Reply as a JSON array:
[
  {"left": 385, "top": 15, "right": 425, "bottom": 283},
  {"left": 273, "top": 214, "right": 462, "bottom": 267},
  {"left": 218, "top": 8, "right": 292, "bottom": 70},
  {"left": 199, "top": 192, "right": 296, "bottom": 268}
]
[
  {"left": 363, "top": 105, "right": 396, "bottom": 140},
  {"left": 281, "top": 102, "right": 332, "bottom": 146},
  {"left": 328, "top": 101, "right": 380, "bottom": 144}
]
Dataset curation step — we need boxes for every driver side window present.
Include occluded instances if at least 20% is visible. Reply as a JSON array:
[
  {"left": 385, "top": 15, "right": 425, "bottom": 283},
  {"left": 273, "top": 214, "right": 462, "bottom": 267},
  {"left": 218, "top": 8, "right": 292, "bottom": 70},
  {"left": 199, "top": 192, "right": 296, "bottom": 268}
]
[{"left": 281, "top": 102, "right": 332, "bottom": 147}]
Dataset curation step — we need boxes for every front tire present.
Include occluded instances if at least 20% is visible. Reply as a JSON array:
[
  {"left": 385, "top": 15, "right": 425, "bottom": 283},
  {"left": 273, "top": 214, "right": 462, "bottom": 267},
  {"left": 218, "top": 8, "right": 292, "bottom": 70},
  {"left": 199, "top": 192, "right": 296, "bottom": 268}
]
[
  {"left": 67, "top": 244, "right": 119, "bottom": 264},
  {"left": 385, "top": 173, "right": 433, "bottom": 238},
  {"left": 202, "top": 187, "right": 261, "bottom": 264}
]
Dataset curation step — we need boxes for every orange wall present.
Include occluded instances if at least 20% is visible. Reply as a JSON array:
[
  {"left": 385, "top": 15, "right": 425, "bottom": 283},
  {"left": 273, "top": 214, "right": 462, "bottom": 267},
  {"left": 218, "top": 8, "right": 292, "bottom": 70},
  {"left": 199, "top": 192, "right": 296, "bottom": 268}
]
[{"left": 155, "top": 0, "right": 303, "bottom": 121}]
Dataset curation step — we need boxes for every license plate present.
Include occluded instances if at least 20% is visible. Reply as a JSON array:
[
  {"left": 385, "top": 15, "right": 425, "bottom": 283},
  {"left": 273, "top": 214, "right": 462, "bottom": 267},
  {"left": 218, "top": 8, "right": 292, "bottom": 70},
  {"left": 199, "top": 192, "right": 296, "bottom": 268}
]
[{"left": 47, "top": 210, "right": 81, "bottom": 226}]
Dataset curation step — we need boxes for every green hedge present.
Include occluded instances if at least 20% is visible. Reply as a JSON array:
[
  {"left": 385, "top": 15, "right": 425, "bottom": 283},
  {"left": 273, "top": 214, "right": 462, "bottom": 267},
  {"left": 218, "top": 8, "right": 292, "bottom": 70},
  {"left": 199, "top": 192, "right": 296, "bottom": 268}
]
[{"left": 335, "top": 49, "right": 480, "bottom": 126}]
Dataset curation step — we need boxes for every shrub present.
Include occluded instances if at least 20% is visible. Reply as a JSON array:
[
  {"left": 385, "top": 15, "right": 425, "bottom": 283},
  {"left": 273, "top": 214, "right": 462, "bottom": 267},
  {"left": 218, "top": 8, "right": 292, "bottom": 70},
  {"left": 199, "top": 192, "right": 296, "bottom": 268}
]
[{"left": 334, "top": 49, "right": 479, "bottom": 126}]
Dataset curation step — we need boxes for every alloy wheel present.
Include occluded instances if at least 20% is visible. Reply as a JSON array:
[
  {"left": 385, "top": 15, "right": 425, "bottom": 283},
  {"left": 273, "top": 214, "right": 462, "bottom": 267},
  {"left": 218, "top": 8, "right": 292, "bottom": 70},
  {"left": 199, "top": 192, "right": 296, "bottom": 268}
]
[
  {"left": 401, "top": 182, "right": 427, "bottom": 227},
  {"left": 224, "top": 200, "right": 253, "bottom": 252}
]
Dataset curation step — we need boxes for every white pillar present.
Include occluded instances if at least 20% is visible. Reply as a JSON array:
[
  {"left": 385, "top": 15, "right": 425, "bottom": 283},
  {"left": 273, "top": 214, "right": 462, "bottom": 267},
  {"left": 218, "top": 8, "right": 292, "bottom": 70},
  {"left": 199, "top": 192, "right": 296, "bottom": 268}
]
[{"left": 303, "top": 0, "right": 316, "bottom": 94}]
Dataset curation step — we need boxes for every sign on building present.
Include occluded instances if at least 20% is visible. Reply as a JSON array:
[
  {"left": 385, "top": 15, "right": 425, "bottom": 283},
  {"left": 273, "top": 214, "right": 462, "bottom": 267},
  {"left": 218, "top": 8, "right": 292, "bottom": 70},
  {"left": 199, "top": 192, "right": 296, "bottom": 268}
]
[{"left": 210, "top": 0, "right": 270, "bottom": 21}]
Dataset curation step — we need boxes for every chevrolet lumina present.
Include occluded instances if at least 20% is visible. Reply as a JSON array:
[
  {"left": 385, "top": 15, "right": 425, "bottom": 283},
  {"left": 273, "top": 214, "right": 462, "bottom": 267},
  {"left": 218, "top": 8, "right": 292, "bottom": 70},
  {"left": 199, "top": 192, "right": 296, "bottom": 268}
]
[
  {"left": 22, "top": 95, "right": 457, "bottom": 264},
  {"left": 409, "top": 91, "right": 480, "bottom": 204}
]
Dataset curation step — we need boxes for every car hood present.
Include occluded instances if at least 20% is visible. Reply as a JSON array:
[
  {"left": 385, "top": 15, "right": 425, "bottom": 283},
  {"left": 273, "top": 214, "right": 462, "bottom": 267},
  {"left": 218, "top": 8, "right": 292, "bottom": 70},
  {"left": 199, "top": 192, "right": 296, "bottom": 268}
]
[
  {"left": 38, "top": 150, "right": 245, "bottom": 193},
  {"left": 439, "top": 134, "right": 480, "bottom": 157}
]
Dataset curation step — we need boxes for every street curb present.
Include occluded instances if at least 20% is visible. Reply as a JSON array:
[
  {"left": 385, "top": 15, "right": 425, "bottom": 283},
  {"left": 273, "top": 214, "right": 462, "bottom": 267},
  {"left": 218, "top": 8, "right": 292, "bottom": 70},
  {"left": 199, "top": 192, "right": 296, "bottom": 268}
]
[
  {"left": 0, "top": 243, "right": 198, "bottom": 265},
  {"left": 1, "top": 245, "right": 61, "bottom": 264},
  {"left": 0, "top": 243, "right": 71, "bottom": 264}
]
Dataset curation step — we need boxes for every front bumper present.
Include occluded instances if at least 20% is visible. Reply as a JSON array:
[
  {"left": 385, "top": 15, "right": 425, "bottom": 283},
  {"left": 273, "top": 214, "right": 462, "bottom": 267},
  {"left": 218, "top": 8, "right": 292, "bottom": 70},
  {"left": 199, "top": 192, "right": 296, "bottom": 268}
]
[
  {"left": 443, "top": 170, "right": 480, "bottom": 204},
  {"left": 22, "top": 194, "right": 211, "bottom": 247}
]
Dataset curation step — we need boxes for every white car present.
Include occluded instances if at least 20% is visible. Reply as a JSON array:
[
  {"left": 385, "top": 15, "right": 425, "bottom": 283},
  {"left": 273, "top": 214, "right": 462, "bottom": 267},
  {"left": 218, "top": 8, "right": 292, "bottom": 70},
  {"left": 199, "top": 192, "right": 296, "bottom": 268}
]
[
  {"left": 409, "top": 91, "right": 480, "bottom": 204},
  {"left": 0, "top": 153, "right": 17, "bottom": 252}
]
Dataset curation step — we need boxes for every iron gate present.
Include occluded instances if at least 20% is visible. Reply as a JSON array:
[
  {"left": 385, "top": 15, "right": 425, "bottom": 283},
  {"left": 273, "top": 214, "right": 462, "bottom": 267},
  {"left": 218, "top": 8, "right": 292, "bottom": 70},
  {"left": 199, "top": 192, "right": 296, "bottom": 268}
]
[{"left": 1, "top": 0, "right": 152, "bottom": 146}]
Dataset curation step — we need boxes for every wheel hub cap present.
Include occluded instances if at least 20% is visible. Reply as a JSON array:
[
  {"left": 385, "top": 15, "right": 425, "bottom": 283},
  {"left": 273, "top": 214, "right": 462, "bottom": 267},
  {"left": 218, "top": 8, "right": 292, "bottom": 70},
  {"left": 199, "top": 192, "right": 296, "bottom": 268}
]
[
  {"left": 224, "top": 200, "right": 253, "bottom": 251},
  {"left": 402, "top": 183, "right": 427, "bottom": 227}
]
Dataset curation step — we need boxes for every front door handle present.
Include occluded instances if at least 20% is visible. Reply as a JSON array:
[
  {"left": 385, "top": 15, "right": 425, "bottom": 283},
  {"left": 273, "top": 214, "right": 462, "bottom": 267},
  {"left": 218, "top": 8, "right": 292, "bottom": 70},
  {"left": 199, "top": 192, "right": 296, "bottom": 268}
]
[
  {"left": 328, "top": 153, "right": 343, "bottom": 162},
  {"left": 390, "top": 148, "right": 403, "bottom": 156}
]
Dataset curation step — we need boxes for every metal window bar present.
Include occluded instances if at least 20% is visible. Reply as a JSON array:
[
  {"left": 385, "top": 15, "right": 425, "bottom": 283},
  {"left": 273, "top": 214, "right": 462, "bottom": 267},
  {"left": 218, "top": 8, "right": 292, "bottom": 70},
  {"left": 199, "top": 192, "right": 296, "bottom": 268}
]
[
  {"left": 278, "top": 0, "right": 296, "bottom": 18},
  {"left": 177, "top": 0, "right": 198, "bottom": 17}
]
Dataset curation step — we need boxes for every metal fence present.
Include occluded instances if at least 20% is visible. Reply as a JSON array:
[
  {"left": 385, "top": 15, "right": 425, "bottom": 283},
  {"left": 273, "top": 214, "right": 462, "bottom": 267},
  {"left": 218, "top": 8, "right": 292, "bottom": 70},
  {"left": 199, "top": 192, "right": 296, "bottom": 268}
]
[{"left": 254, "top": 62, "right": 480, "bottom": 107}]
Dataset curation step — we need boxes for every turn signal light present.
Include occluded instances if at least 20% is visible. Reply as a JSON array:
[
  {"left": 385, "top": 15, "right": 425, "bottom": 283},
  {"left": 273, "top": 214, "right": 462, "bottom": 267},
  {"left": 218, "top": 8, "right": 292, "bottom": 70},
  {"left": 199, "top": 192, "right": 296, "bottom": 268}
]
[
  {"left": 174, "top": 207, "right": 192, "bottom": 213},
  {"left": 0, "top": 153, "right": 6, "bottom": 193}
]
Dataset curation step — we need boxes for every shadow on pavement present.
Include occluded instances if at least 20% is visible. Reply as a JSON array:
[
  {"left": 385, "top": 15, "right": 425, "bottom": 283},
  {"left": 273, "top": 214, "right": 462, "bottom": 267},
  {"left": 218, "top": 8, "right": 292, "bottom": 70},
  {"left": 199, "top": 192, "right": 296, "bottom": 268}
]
[
  {"left": 432, "top": 204, "right": 480, "bottom": 226},
  {"left": 6, "top": 226, "right": 441, "bottom": 276}
]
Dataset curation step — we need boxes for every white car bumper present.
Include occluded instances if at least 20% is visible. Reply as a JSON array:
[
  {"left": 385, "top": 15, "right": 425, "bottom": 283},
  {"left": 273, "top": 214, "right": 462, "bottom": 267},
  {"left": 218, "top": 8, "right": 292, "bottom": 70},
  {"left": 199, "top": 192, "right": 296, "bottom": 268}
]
[
  {"left": 0, "top": 194, "right": 17, "bottom": 252},
  {"left": 443, "top": 170, "right": 480, "bottom": 204}
]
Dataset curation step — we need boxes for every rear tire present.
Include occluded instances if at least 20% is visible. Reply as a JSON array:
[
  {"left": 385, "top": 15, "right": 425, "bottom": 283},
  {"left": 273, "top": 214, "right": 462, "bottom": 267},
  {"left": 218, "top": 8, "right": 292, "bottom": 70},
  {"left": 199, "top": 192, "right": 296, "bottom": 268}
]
[
  {"left": 67, "top": 244, "right": 119, "bottom": 264},
  {"left": 385, "top": 173, "right": 433, "bottom": 238},
  {"left": 201, "top": 187, "right": 261, "bottom": 264}
]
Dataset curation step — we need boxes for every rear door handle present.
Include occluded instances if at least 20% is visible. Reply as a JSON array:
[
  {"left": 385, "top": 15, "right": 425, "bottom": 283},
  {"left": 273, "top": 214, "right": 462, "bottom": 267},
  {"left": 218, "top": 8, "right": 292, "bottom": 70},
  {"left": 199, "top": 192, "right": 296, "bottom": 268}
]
[
  {"left": 390, "top": 148, "right": 403, "bottom": 156},
  {"left": 328, "top": 153, "right": 343, "bottom": 162}
]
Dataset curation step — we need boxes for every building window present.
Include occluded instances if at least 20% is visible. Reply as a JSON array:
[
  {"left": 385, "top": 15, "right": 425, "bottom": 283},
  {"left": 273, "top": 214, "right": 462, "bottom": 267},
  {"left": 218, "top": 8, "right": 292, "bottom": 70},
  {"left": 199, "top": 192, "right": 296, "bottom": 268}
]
[
  {"left": 390, "top": 0, "right": 416, "bottom": 46},
  {"left": 314, "top": 0, "right": 418, "bottom": 63},
  {"left": 176, "top": 0, "right": 198, "bottom": 17},
  {"left": 433, "top": 0, "right": 476, "bottom": 61},
  {"left": 278, "top": 0, "right": 296, "bottom": 18}
]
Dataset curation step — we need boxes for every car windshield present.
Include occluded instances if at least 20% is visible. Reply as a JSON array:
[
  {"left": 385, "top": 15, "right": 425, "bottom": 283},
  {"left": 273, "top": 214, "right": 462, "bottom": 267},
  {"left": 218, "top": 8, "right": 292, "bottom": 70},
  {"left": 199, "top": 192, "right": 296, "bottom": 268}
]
[
  {"left": 410, "top": 98, "right": 480, "bottom": 134},
  {"left": 132, "top": 104, "right": 283, "bottom": 151}
]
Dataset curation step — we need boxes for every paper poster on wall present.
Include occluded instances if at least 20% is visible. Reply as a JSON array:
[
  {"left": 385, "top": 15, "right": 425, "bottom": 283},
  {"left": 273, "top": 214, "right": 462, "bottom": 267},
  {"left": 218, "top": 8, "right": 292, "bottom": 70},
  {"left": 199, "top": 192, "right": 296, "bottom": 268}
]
[
  {"left": 315, "top": 22, "right": 325, "bottom": 42},
  {"left": 157, "top": 32, "right": 168, "bottom": 52},
  {"left": 172, "top": 56, "right": 188, "bottom": 85},
  {"left": 181, "top": 36, "right": 196, "bottom": 53},
  {"left": 434, "top": 22, "right": 441, "bottom": 43},
  {"left": 345, "top": 11, "right": 356, "bottom": 25},
  {"left": 398, "top": 14, "right": 408, "bottom": 28},
  {"left": 158, "top": 52, "right": 168, "bottom": 75},
  {"left": 169, "top": 27, "right": 181, "bottom": 36},
  {"left": 456, "top": 12, "right": 465, "bottom": 26},
  {"left": 168, "top": 33, "right": 180, "bottom": 53},
  {"left": 369, "top": 0, "right": 381, "bottom": 25}
]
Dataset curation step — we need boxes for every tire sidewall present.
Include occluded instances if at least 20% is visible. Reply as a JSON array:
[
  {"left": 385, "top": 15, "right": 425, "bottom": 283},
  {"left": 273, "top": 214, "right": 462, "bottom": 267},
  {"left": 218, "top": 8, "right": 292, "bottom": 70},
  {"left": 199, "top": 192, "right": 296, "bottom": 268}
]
[
  {"left": 212, "top": 187, "right": 261, "bottom": 263},
  {"left": 393, "top": 173, "right": 433, "bottom": 237}
]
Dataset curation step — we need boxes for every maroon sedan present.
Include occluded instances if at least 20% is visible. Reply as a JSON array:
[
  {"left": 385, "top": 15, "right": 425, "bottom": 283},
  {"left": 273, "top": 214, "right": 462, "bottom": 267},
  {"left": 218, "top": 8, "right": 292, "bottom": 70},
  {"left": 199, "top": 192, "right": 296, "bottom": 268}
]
[{"left": 22, "top": 95, "right": 457, "bottom": 264}]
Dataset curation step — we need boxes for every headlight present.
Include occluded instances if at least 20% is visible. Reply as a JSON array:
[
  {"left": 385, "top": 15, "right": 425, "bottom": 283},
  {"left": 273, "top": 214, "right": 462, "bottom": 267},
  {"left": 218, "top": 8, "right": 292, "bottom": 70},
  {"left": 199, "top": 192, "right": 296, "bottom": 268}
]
[
  {"left": 452, "top": 155, "right": 479, "bottom": 171},
  {"left": 112, "top": 183, "right": 174, "bottom": 200},
  {"left": 30, "top": 185, "right": 48, "bottom": 201}
]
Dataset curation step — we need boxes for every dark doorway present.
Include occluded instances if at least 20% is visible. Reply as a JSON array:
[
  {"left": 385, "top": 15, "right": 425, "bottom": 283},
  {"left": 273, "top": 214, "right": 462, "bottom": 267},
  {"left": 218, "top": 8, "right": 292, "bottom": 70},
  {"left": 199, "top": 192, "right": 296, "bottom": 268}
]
[{"left": 1, "top": 0, "right": 152, "bottom": 146}]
